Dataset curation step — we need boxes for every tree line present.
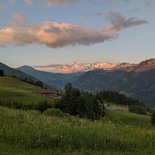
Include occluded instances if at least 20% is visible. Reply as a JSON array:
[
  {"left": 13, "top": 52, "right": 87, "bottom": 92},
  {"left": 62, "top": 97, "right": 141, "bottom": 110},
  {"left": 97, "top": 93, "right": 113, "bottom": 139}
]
[
  {"left": 0, "top": 100, "right": 53, "bottom": 113},
  {"left": 96, "top": 91, "right": 145, "bottom": 106}
]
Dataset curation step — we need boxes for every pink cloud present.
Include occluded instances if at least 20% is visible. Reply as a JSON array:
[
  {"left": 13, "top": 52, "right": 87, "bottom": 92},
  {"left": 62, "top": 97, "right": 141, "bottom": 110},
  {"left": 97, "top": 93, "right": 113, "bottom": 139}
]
[{"left": 0, "top": 13, "right": 148, "bottom": 48}]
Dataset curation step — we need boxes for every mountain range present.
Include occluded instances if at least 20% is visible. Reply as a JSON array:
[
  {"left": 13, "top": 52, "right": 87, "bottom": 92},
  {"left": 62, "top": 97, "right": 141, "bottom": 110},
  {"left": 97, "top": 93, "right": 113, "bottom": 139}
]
[
  {"left": 33, "top": 62, "right": 118, "bottom": 74},
  {"left": 32, "top": 58, "right": 155, "bottom": 74}
]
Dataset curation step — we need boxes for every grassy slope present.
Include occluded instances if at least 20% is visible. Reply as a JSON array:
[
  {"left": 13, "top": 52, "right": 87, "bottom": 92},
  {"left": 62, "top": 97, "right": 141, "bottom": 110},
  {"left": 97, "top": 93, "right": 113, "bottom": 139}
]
[
  {"left": 0, "top": 77, "right": 53, "bottom": 105},
  {"left": 0, "top": 107, "right": 155, "bottom": 155}
]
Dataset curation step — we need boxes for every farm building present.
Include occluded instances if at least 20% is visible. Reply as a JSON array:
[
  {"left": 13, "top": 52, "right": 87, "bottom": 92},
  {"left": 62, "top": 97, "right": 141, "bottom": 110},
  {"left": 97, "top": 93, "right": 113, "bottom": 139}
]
[{"left": 41, "top": 89, "right": 61, "bottom": 99}]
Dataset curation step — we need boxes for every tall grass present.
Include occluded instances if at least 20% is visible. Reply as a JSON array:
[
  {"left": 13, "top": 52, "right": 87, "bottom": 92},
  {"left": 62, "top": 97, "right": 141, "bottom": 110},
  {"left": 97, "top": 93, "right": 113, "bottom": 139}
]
[{"left": 0, "top": 108, "right": 155, "bottom": 155}]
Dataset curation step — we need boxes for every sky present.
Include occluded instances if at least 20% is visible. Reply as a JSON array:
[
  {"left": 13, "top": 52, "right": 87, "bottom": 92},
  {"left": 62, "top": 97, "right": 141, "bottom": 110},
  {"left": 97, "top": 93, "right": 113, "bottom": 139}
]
[{"left": 0, "top": 0, "right": 155, "bottom": 67}]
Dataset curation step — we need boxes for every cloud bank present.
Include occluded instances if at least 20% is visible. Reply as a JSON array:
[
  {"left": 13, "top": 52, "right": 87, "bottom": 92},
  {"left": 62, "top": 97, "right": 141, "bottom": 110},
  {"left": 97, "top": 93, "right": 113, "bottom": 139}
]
[{"left": 0, "top": 13, "right": 148, "bottom": 48}]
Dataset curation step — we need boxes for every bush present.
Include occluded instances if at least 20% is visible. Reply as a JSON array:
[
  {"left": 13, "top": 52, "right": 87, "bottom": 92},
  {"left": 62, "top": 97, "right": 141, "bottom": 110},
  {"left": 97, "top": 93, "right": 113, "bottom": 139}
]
[
  {"left": 37, "top": 101, "right": 53, "bottom": 113},
  {"left": 43, "top": 108, "right": 71, "bottom": 118},
  {"left": 0, "top": 70, "right": 4, "bottom": 76},
  {"left": 35, "top": 81, "right": 43, "bottom": 87},
  {"left": 129, "top": 105, "right": 147, "bottom": 115},
  {"left": 151, "top": 111, "right": 155, "bottom": 126}
]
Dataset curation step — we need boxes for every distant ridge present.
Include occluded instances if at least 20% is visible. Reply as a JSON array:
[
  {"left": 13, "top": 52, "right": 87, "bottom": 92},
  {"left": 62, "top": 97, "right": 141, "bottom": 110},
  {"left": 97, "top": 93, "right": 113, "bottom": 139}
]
[
  {"left": 0, "top": 62, "right": 37, "bottom": 80},
  {"left": 0, "top": 62, "right": 46, "bottom": 87},
  {"left": 18, "top": 65, "right": 82, "bottom": 89},
  {"left": 131, "top": 58, "right": 155, "bottom": 72},
  {"left": 32, "top": 58, "right": 155, "bottom": 74}
]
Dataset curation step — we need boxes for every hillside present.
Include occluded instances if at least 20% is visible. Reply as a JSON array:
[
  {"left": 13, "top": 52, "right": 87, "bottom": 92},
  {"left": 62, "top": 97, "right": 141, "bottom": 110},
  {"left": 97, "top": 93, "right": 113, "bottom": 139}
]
[
  {"left": 18, "top": 66, "right": 82, "bottom": 89},
  {"left": 0, "top": 107, "right": 154, "bottom": 155},
  {"left": 0, "top": 62, "right": 39, "bottom": 82},
  {"left": 73, "top": 69, "right": 155, "bottom": 106},
  {"left": 0, "top": 77, "right": 53, "bottom": 107}
]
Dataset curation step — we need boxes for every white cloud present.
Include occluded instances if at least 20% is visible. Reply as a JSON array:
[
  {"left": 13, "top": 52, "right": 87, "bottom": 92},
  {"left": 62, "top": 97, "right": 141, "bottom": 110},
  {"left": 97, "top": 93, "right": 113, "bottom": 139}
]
[{"left": 0, "top": 13, "right": 148, "bottom": 48}]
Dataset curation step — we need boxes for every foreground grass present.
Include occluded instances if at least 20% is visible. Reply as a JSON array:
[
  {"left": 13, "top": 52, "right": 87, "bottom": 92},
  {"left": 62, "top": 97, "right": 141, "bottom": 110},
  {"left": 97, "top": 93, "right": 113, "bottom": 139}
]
[
  {"left": 0, "top": 77, "right": 53, "bottom": 106},
  {"left": 0, "top": 107, "right": 155, "bottom": 155}
]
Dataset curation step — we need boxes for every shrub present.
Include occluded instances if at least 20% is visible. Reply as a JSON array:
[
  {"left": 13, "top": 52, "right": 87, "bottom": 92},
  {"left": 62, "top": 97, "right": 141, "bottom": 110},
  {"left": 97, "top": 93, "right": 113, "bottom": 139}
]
[
  {"left": 35, "top": 81, "right": 43, "bottom": 87},
  {"left": 151, "top": 111, "right": 155, "bottom": 126},
  {"left": 0, "top": 70, "right": 4, "bottom": 76},
  {"left": 43, "top": 108, "right": 71, "bottom": 118},
  {"left": 37, "top": 101, "right": 53, "bottom": 113},
  {"left": 129, "top": 105, "right": 147, "bottom": 115}
]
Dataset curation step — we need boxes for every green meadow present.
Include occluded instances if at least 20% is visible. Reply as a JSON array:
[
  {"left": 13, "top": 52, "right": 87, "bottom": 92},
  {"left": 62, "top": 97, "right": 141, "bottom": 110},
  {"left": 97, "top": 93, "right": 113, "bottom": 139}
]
[
  {"left": 0, "top": 77, "right": 53, "bottom": 107},
  {"left": 0, "top": 107, "right": 155, "bottom": 155}
]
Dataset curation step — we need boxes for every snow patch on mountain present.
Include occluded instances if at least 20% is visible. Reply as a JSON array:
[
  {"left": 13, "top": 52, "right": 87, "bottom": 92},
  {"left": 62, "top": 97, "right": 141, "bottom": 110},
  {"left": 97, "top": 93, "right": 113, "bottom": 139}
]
[{"left": 32, "top": 58, "right": 155, "bottom": 74}]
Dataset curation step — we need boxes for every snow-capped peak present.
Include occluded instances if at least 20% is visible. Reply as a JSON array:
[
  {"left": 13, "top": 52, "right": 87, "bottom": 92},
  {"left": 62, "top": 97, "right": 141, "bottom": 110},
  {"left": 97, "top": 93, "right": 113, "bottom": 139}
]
[{"left": 32, "top": 58, "right": 155, "bottom": 74}]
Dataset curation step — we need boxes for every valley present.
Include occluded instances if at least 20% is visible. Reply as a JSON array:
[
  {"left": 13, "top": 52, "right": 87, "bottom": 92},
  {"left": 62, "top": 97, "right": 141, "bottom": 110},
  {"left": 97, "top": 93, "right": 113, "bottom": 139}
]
[{"left": 17, "top": 58, "right": 155, "bottom": 106}]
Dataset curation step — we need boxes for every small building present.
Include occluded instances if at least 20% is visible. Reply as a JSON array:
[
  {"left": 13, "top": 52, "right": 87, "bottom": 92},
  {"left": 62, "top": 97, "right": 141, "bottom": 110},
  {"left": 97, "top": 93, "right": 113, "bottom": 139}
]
[
  {"left": 41, "top": 89, "right": 56, "bottom": 97},
  {"left": 41, "top": 89, "right": 61, "bottom": 99}
]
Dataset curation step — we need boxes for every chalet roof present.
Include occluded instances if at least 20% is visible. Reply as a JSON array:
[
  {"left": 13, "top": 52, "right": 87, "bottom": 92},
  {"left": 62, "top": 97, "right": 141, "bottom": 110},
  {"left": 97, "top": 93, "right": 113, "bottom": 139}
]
[{"left": 41, "top": 89, "right": 56, "bottom": 94}]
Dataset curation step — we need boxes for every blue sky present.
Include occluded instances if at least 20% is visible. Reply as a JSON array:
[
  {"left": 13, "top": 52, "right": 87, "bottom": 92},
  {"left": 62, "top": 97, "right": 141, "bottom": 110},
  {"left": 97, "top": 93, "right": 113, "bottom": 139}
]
[{"left": 0, "top": 0, "right": 155, "bottom": 67}]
